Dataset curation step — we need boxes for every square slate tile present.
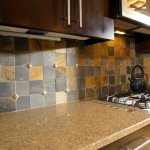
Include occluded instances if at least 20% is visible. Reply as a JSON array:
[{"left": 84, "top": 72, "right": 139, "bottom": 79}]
[
  {"left": 0, "top": 36, "right": 14, "bottom": 51},
  {"left": 115, "top": 84, "right": 121, "bottom": 94},
  {"left": 0, "top": 52, "right": 15, "bottom": 66},
  {"left": 0, "top": 97, "right": 16, "bottom": 113},
  {"left": 86, "top": 88, "right": 94, "bottom": 99},
  {"left": 121, "top": 75, "right": 126, "bottom": 83},
  {"left": 56, "top": 66, "right": 66, "bottom": 78},
  {"left": 0, "top": 82, "right": 15, "bottom": 97},
  {"left": 78, "top": 89, "right": 85, "bottom": 100},
  {"left": 56, "top": 91, "right": 67, "bottom": 104},
  {"left": 66, "top": 67, "right": 76, "bottom": 78},
  {"left": 14, "top": 37, "right": 29, "bottom": 51},
  {"left": 30, "top": 80, "right": 43, "bottom": 94},
  {"left": 67, "top": 53, "right": 77, "bottom": 66},
  {"left": 55, "top": 53, "right": 66, "bottom": 66},
  {"left": 77, "top": 78, "right": 85, "bottom": 89},
  {"left": 15, "top": 52, "right": 29, "bottom": 66},
  {"left": 43, "top": 50, "right": 55, "bottom": 66},
  {"left": 44, "top": 66, "right": 55, "bottom": 80},
  {"left": 85, "top": 66, "right": 94, "bottom": 77},
  {"left": 109, "top": 86, "right": 115, "bottom": 95},
  {"left": 29, "top": 52, "right": 43, "bottom": 66},
  {"left": 29, "top": 66, "right": 43, "bottom": 81},
  {"left": 67, "top": 78, "right": 77, "bottom": 90},
  {"left": 94, "top": 87, "right": 101, "bottom": 99},
  {"left": 67, "top": 90, "right": 78, "bottom": 102},
  {"left": 30, "top": 94, "right": 44, "bottom": 108},
  {"left": 108, "top": 47, "right": 114, "bottom": 56},
  {"left": 101, "top": 86, "right": 108, "bottom": 98},
  {"left": 16, "top": 81, "right": 29, "bottom": 96},
  {"left": 43, "top": 79, "right": 55, "bottom": 92},
  {"left": 77, "top": 66, "right": 85, "bottom": 77},
  {"left": 94, "top": 66, "right": 101, "bottom": 77},
  {"left": 109, "top": 76, "right": 115, "bottom": 85},
  {"left": 16, "top": 96, "right": 30, "bottom": 110},
  {"left": 15, "top": 67, "right": 29, "bottom": 81},
  {"left": 55, "top": 79, "right": 66, "bottom": 92},
  {"left": 44, "top": 92, "right": 56, "bottom": 106}
]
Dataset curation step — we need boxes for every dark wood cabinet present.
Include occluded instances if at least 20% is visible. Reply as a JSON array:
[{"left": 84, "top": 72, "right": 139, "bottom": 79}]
[{"left": 0, "top": 0, "right": 114, "bottom": 39}]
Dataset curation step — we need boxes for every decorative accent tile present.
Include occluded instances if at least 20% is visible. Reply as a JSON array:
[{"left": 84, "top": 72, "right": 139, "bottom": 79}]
[
  {"left": 15, "top": 66, "right": 29, "bottom": 81},
  {"left": 67, "top": 90, "right": 78, "bottom": 102},
  {"left": 16, "top": 96, "right": 30, "bottom": 110},
  {"left": 56, "top": 91, "right": 67, "bottom": 104},
  {"left": 77, "top": 78, "right": 85, "bottom": 89},
  {"left": 30, "top": 94, "right": 44, "bottom": 108},
  {"left": 0, "top": 36, "right": 14, "bottom": 51},
  {"left": 29, "top": 39, "right": 42, "bottom": 51},
  {"left": 115, "top": 75, "right": 121, "bottom": 84},
  {"left": 43, "top": 51, "right": 55, "bottom": 66},
  {"left": 44, "top": 92, "right": 56, "bottom": 106},
  {"left": 67, "top": 53, "right": 77, "bottom": 66},
  {"left": 0, "top": 52, "right": 15, "bottom": 66},
  {"left": 66, "top": 67, "right": 76, "bottom": 78},
  {"left": 114, "top": 47, "right": 121, "bottom": 57},
  {"left": 16, "top": 81, "right": 29, "bottom": 96},
  {"left": 29, "top": 52, "right": 43, "bottom": 66},
  {"left": 55, "top": 53, "right": 66, "bottom": 66},
  {"left": 0, "top": 97, "right": 15, "bottom": 113},
  {"left": 55, "top": 79, "right": 66, "bottom": 92},
  {"left": 67, "top": 78, "right": 77, "bottom": 90},
  {"left": 15, "top": 52, "right": 29, "bottom": 66},
  {"left": 14, "top": 37, "right": 28, "bottom": 51},
  {"left": 30, "top": 80, "right": 43, "bottom": 94},
  {"left": 55, "top": 66, "right": 66, "bottom": 78},
  {"left": 30, "top": 66, "right": 43, "bottom": 81},
  {"left": 44, "top": 66, "right": 55, "bottom": 80},
  {"left": 86, "top": 77, "right": 94, "bottom": 88},
  {"left": 43, "top": 79, "right": 55, "bottom": 92},
  {"left": 0, "top": 82, "right": 15, "bottom": 97},
  {"left": 0, "top": 66, "right": 15, "bottom": 82}
]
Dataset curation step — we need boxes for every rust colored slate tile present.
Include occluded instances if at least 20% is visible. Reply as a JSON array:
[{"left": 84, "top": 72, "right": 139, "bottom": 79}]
[{"left": 30, "top": 66, "right": 43, "bottom": 81}]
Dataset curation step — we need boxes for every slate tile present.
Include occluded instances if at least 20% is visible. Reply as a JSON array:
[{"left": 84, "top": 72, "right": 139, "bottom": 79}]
[
  {"left": 30, "top": 80, "right": 43, "bottom": 94},
  {"left": 67, "top": 53, "right": 77, "bottom": 66},
  {"left": 55, "top": 79, "right": 66, "bottom": 92},
  {"left": 56, "top": 91, "right": 67, "bottom": 104},
  {"left": 101, "top": 86, "right": 108, "bottom": 98},
  {"left": 78, "top": 89, "right": 85, "bottom": 100},
  {"left": 94, "top": 87, "right": 101, "bottom": 99},
  {"left": 15, "top": 67, "right": 29, "bottom": 81},
  {"left": 109, "top": 76, "right": 115, "bottom": 85},
  {"left": 43, "top": 50, "right": 55, "bottom": 66},
  {"left": 15, "top": 52, "right": 29, "bottom": 66},
  {"left": 16, "top": 81, "right": 29, "bottom": 96},
  {"left": 16, "top": 96, "right": 30, "bottom": 110},
  {"left": 44, "top": 92, "right": 56, "bottom": 106},
  {"left": 109, "top": 86, "right": 115, "bottom": 95},
  {"left": 29, "top": 52, "right": 43, "bottom": 66},
  {"left": 30, "top": 94, "right": 44, "bottom": 108},
  {"left": 77, "top": 78, "right": 85, "bottom": 89},
  {"left": 121, "top": 75, "right": 126, "bottom": 83},
  {"left": 108, "top": 47, "right": 114, "bottom": 56},
  {"left": 86, "top": 88, "right": 94, "bottom": 99},
  {"left": 43, "top": 79, "right": 55, "bottom": 92},
  {"left": 67, "top": 90, "right": 78, "bottom": 102},
  {"left": 43, "top": 66, "right": 55, "bottom": 80},
  {"left": 94, "top": 66, "right": 101, "bottom": 77},
  {"left": 85, "top": 66, "right": 94, "bottom": 77}
]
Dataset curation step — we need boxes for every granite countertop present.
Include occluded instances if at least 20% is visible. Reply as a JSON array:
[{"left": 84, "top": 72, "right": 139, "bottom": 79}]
[{"left": 0, "top": 100, "right": 150, "bottom": 150}]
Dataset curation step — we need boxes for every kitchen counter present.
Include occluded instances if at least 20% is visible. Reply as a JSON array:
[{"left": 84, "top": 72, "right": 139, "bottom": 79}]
[{"left": 0, "top": 100, "right": 150, "bottom": 150}]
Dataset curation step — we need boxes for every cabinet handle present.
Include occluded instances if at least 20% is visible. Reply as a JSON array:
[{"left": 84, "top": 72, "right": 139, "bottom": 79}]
[
  {"left": 79, "top": 0, "right": 83, "bottom": 27},
  {"left": 67, "top": 0, "right": 71, "bottom": 25}
]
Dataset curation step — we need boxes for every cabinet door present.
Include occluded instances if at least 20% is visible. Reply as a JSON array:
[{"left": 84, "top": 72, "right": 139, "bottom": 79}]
[
  {"left": 74, "top": 0, "right": 114, "bottom": 39},
  {"left": 0, "top": 0, "right": 74, "bottom": 33}
]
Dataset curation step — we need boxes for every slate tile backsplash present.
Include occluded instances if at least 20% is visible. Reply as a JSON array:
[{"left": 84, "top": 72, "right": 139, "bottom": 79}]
[{"left": 0, "top": 35, "right": 144, "bottom": 113}]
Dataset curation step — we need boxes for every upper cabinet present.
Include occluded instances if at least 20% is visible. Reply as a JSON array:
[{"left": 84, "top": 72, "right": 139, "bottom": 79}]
[{"left": 0, "top": 0, "right": 114, "bottom": 40}]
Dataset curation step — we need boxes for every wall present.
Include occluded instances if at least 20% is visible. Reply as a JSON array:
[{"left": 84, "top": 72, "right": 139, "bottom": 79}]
[{"left": 0, "top": 35, "right": 143, "bottom": 113}]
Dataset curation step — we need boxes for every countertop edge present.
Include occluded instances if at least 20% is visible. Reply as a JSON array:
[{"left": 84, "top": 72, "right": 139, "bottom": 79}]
[{"left": 81, "top": 118, "right": 150, "bottom": 150}]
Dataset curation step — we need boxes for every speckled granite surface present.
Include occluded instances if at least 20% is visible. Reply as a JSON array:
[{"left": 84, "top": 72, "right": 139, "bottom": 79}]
[{"left": 0, "top": 100, "right": 150, "bottom": 150}]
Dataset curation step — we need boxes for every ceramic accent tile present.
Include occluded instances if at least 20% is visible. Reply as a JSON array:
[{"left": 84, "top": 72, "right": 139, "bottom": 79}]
[
  {"left": 0, "top": 82, "right": 15, "bottom": 97},
  {"left": 30, "top": 80, "right": 43, "bottom": 94},
  {"left": 0, "top": 97, "right": 15, "bottom": 113},
  {"left": 67, "top": 78, "right": 77, "bottom": 90},
  {"left": 56, "top": 66, "right": 66, "bottom": 78},
  {"left": 55, "top": 79, "right": 66, "bottom": 92},
  {"left": 29, "top": 52, "right": 43, "bottom": 66},
  {"left": 29, "top": 39, "right": 42, "bottom": 51},
  {"left": 30, "top": 66, "right": 43, "bottom": 81},
  {"left": 42, "top": 40, "right": 55, "bottom": 51},
  {"left": 86, "top": 77, "right": 94, "bottom": 88},
  {"left": 0, "top": 36, "right": 14, "bottom": 51},
  {"left": 66, "top": 67, "right": 77, "bottom": 78},
  {"left": 0, "top": 66, "right": 15, "bottom": 82},
  {"left": 16, "top": 96, "right": 30, "bottom": 110},
  {"left": 44, "top": 66, "right": 55, "bottom": 80},
  {"left": 77, "top": 78, "right": 85, "bottom": 89},
  {"left": 43, "top": 51, "right": 55, "bottom": 66},
  {"left": 56, "top": 91, "right": 67, "bottom": 104},
  {"left": 30, "top": 94, "right": 44, "bottom": 108},
  {"left": 43, "top": 79, "right": 55, "bottom": 92},
  {"left": 44, "top": 92, "right": 56, "bottom": 106},
  {"left": 16, "top": 81, "right": 29, "bottom": 96},
  {"left": 14, "top": 37, "right": 28, "bottom": 51},
  {"left": 0, "top": 52, "right": 15, "bottom": 66},
  {"left": 55, "top": 53, "right": 66, "bottom": 66},
  {"left": 85, "top": 66, "right": 94, "bottom": 77},
  {"left": 15, "top": 52, "right": 29, "bottom": 66},
  {"left": 67, "top": 90, "right": 78, "bottom": 102},
  {"left": 15, "top": 66, "right": 29, "bottom": 81},
  {"left": 67, "top": 53, "right": 77, "bottom": 66},
  {"left": 86, "top": 88, "right": 94, "bottom": 99},
  {"left": 78, "top": 89, "right": 85, "bottom": 100}
]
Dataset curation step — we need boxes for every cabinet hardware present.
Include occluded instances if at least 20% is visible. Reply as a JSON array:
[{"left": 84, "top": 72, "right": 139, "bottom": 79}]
[
  {"left": 79, "top": 0, "right": 83, "bottom": 27},
  {"left": 67, "top": 0, "right": 71, "bottom": 25}
]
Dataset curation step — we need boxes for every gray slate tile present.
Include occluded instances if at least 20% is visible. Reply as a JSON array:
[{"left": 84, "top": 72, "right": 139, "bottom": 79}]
[{"left": 17, "top": 96, "right": 30, "bottom": 110}]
